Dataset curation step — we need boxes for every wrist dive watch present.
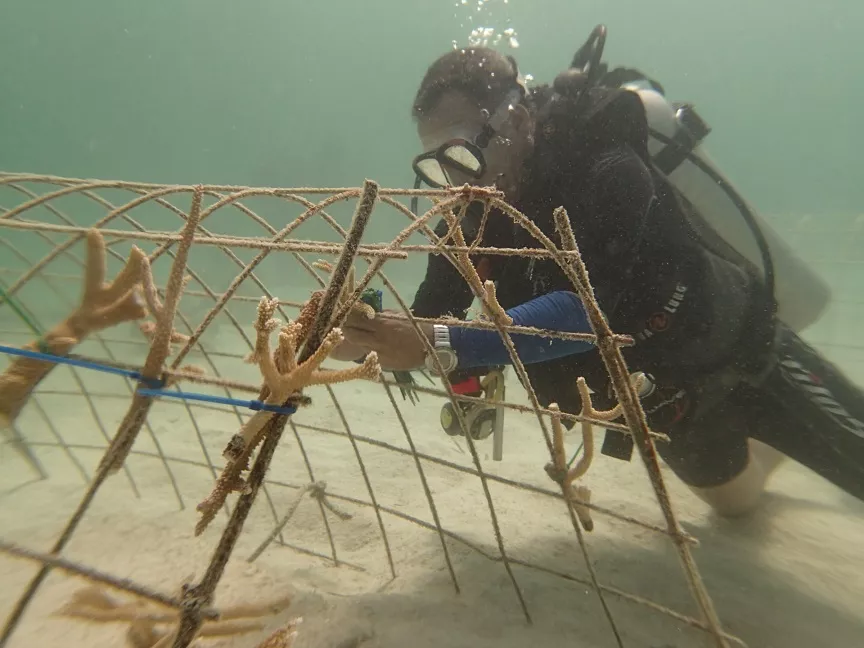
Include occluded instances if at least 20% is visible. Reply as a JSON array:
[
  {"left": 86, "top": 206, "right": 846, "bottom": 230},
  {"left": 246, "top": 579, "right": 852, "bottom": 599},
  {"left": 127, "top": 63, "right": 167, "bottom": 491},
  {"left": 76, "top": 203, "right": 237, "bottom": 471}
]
[{"left": 424, "top": 324, "right": 458, "bottom": 376}]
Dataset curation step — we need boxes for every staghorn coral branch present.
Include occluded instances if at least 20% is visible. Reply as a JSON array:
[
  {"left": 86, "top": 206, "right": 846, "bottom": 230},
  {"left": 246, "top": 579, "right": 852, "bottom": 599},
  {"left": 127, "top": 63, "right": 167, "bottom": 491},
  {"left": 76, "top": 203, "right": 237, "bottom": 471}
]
[
  {"left": 77, "top": 232, "right": 149, "bottom": 331},
  {"left": 137, "top": 254, "right": 192, "bottom": 353},
  {"left": 248, "top": 297, "right": 283, "bottom": 384},
  {"left": 172, "top": 180, "right": 381, "bottom": 648},
  {"left": 546, "top": 402, "right": 595, "bottom": 532},
  {"left": 439, "top": 202, "right": 512, "bottom": 325},
  {"left": 0, "top": 539, "right": 218, "bottom": 620},
  {"left": 282, "top": 327, "right": 342, "bottom": 391},
  {"left": 276, "top": 327, "right": 299, "bottom": 374},
  {"left": 195, "top": 291, "right": 381, "bottom": 537},
  {"left": 0, "top": 229, "right": 147, "bottom": 428},
  {"left": 54, "top": 585, "right": 292, "bottom": 647},
  {"left": 571, "top": 377, "right": 622, "bottom": 480},
  {"left": 480, "top": 279, "right": 511, "bottom": 324},
  {"left": 550, "top": 206, "right": 732, "bottom": 647},
  {"left": 546, "top": 374, "right": 644, "bottom": 532},
  {"left": 139, "top": 254, "right": 165, "bottom": 317}
]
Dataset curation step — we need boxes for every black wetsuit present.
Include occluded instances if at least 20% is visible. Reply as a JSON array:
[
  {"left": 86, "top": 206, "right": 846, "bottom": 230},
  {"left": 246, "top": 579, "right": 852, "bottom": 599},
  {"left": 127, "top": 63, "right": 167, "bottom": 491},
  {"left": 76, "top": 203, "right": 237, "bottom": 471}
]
[{"left": 411, "top": 86, "right": 864, "bottom": 499}]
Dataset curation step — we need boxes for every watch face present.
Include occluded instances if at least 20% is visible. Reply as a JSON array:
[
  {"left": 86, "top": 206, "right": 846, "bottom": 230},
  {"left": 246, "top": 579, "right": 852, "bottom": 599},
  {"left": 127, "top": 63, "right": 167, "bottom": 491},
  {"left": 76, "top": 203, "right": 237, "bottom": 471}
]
[{"left": 426, "top": 348, "right": 457, "bottom": 375}]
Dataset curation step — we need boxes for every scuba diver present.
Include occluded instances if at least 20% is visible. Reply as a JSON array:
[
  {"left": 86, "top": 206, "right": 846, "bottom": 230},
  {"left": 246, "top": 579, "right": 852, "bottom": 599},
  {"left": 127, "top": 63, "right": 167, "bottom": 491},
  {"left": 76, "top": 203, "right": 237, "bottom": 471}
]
[{"left": 333, "top": 26, "right": 864, "bottom": 518}]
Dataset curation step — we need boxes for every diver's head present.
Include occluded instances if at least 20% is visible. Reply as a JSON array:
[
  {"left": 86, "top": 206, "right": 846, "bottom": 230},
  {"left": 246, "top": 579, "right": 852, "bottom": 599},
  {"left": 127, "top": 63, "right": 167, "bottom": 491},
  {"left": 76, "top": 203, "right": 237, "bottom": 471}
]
[{"left": 410, "top": 47, "right": 534, "bottom": 200}]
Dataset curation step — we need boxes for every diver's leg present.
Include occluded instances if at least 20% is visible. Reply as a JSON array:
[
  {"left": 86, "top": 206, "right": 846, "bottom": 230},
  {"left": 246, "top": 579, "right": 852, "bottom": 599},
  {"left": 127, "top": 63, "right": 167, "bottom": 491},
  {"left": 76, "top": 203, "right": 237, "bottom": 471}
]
[
  {"left": 651, "top": 387, "right": 777, "bottom": 517},
  {"left": 745, "top": 326, "right": 864, "bottom": 503},
  {"left": 748, "top": 437, "right": 787, "bottom": 477},
  {"left": 668, "top": 328, "right": 864, "bottom": 514},
  {"left": 685, "top": 438, "right": 786, "bottom": 517}
]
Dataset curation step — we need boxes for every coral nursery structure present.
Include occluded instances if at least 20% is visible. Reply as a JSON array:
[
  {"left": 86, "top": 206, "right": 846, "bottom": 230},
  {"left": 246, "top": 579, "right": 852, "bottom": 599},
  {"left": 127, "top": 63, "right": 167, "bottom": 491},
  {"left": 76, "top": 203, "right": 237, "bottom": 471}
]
[{"left": 0, "top": 172, "right": 744, "bottom": 648}]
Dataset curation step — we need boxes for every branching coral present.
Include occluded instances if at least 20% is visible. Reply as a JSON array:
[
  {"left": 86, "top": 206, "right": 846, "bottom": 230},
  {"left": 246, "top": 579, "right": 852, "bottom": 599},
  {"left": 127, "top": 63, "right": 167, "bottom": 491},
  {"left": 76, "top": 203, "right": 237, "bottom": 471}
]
[
  {"left": 440, "top": 202, "right": 513, "bottom": 326},
  {"left": 546, "top": 378, "right": 618, "bottom": 532},
  {"left": 0, "top": 230, "right": 148, "bottom": 427},
  {"left": 0, "top": 227, "right": 200, "bottom": 427},
  {"left": 195, "top": 294, "right": 381, "bottom": 536},
  {"left": 545, "top": 374, "right": 651, "bottom": 531},
  {"left": 136, "top": 252, "right": 193, "bottom": 352},
  {"left": 54, "top": 585, "right": 294, "bottom": 648}
]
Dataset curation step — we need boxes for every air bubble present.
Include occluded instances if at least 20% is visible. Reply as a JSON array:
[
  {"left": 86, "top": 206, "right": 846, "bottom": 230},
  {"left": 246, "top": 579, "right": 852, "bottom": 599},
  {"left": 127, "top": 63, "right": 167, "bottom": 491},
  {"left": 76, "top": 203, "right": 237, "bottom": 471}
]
[{"left": 456, "top": 1, "right": 520, "bottom": 52}]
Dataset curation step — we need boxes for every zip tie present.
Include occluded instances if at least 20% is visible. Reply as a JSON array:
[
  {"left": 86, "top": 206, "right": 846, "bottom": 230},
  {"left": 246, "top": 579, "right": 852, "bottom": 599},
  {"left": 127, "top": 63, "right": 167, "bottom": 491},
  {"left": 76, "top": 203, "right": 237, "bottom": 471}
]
[
  {"left": 137, "top": 388, "right": 299, "bottom": 416},
  {"left": 0, "top": 344, "right": 165, "bottom": 389}
]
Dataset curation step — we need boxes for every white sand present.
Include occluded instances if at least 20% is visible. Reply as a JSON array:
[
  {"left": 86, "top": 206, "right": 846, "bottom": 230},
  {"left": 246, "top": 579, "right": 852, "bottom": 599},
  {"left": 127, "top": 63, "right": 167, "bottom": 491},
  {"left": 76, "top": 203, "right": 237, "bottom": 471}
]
[{"left": 2, "top": 330, "right": 864, "bottom": 648}]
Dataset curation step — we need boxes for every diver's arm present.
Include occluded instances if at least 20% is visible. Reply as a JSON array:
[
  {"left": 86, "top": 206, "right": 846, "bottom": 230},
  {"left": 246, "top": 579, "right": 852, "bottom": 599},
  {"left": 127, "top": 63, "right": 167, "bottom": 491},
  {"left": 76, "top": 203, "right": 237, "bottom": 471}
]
[
  {"left": 445, "top": 149, "right": 653, "bottom": 369},
  {"left": 448, "top": 290, "right": 594, "bottom": 368}
]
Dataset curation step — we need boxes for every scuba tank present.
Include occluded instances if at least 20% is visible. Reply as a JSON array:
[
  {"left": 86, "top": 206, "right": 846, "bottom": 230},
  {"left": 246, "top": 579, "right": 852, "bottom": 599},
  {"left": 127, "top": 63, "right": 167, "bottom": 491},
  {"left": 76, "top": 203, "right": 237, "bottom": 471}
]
[
  {"left": 549, "top": 25, "right": 832, "bottom": 463},
  {"left": 625, "top": 85, "right": 830, "bottom": 334},
  {"left": 556, "top": 24, "right": 831, "bottom": 335}
]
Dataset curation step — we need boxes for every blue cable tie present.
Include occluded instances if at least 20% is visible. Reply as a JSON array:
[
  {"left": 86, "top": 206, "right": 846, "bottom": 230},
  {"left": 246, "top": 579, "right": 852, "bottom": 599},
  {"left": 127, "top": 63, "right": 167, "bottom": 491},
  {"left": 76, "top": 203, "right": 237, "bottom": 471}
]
[
  {"left": 130, "top": 373, "right": 166, "bottom": 389},
  {"left": 137, "top": 388, "right": 298, "bottom": 416}
]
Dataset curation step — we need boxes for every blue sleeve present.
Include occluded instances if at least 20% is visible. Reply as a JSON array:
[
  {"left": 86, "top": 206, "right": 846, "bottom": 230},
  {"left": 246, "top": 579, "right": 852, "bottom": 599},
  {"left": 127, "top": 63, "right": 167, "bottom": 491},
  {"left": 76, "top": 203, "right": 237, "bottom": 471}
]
[{"left": 449, "top": 291, "right": 594, "bottom": 368}]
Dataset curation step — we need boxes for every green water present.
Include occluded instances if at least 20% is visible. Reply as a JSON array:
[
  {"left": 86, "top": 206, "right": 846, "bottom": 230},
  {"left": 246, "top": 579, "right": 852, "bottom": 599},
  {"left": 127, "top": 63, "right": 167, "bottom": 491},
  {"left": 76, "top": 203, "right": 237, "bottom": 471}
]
[
  {"left": 4, "top": 0, "right": 862, "bottom": 304},
  {"left": 2, "top": 1, "right": 862, "bottom": 213}
]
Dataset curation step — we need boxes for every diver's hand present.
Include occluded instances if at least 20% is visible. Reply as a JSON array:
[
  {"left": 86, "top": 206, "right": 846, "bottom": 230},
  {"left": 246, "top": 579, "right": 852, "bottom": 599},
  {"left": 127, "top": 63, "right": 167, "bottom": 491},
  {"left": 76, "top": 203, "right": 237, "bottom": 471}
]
[
  {"left": 341, "top": 309, "right": 433, "bottom": 372},
  {"left": 329, "top": 339, "right": 368, "bottom": 363}
]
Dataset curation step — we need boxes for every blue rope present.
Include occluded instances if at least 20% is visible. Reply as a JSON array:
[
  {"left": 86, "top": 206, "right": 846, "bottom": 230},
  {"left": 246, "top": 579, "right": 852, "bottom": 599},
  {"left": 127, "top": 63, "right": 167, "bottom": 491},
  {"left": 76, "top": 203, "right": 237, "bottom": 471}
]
[
  {"left": 0, "top": 343, "right": 163, "bottom": 388},
  {"left": 137, "top": 388, "right": 298, "bottom": 416},
  {"left": 0, "top": 344, "right": 298, "bottom": 416}
]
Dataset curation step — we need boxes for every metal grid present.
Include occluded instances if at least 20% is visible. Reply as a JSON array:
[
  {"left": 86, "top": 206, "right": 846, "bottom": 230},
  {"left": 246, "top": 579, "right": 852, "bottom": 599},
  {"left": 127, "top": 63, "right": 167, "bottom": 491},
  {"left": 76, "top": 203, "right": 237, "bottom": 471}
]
[{"left": 0, "top": 173, "right": 743, "bottom": 648}]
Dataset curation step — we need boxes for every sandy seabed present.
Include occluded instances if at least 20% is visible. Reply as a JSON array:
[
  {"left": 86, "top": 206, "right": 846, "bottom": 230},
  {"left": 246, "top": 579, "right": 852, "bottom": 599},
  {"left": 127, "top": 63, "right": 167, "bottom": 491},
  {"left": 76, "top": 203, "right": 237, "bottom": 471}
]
[{"left": 1, "top": 326, "right": 864, "bottom": 648}]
